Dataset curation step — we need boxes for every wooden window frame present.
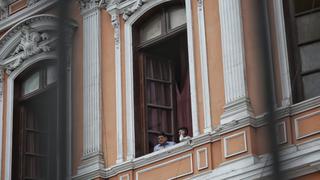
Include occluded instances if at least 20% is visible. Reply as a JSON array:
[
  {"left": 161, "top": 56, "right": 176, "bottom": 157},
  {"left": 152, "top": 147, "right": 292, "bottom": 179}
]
[{"left": 283, "top": 0, "right": 320, "bottom": 103}]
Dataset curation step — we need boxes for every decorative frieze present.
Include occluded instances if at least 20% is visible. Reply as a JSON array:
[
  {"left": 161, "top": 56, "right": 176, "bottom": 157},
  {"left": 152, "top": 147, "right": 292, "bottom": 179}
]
[
  {"left": 123, "top": 0, "right": 146, "bottom": 20},
  {"left": 219, "top": 0, "right": 253, "bottom": 124}
]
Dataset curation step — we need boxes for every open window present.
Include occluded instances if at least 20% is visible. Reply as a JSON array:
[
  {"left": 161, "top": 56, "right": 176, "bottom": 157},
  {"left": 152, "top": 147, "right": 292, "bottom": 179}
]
[
  {"left": 12, "top": 61, "right": 58, "bottom": 180},
  {"left": 132, "top": 2, "right": 192, "bottom": 157},
  {"left": 284, "top": 0, "right": 320, "bottom": 103}
]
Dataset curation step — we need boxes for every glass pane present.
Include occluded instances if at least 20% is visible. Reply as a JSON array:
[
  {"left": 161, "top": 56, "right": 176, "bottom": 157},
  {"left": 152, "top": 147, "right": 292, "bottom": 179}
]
[
  {"left": 316, "top": 0, "right": 320, "bottom": 8},
  {"left": 22, "top": 71, "right": 40, "bottom": 95},
  {"left": 296, "top": 11, "right": 320, "bottom": 44},
  {"left": 140, "top": 14, "right": 162, "bottom": 42},
  {"left": 47, "top": 65, "right": 57, "bottom": 85},
  {"left": 168, "top": 7, "right": 186, "bottom": 29},
  {"left": 302, "top": 72, "right": 320, "bottom": 99},
  {"left": 300, "top": 42, "right": 320, "bottom": 73},
  {"left": 147, "top": 108, "right": 172, "bottom": 133},
  {"left": 146, "top": 81, "right": 172, "bottom": 106},
  {"left": 294, "top": 0, "right": 314, "bottom": 13}
]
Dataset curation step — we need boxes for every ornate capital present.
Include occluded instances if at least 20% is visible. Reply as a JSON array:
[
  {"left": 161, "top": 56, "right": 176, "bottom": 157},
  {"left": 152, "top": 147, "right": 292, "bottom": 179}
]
[{"left": 79, "top": 0, "right": 101, "bottom": 15}]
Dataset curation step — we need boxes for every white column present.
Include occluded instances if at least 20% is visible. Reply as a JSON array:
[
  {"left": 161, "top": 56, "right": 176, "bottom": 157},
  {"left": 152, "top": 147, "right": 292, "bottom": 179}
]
[
  {"left": 197, "top": 0, "right": 212, "bottom": 133},
  {"left": 219, "top": 0, "right": 253, "bottom": 124},
  {"left": 273, "top": 0, "right": 292, "bottom": 107},
  {"left": 78, "top": 2, "right": 104, "bottom": 173},
  {"left": 185, "top": 0, "right": 200, "bottom": 136},
  {"left": 110, "top": 12, "right": 124, "bottom": 164}
]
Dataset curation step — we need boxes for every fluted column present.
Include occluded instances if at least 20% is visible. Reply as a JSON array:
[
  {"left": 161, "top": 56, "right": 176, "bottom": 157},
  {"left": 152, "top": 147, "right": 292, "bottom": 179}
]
[
  {"left": 219, "top": 0, "right": 253, "bottom": 124},
  {"left": 78, "top": 0, "right": 104, "bottom": 174}
]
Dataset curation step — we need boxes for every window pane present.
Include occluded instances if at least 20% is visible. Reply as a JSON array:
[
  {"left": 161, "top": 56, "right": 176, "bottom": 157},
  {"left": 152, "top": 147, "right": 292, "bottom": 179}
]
[
  {"left": 316, "top": 0, "right": 320, "bottom": 8},
  {"left": 302, "top": 72, "right": 320, "bottom": 99},
  {"left": 294, "top": 0, "right": 314, "bottom": 13},
  {"left": 22, "top": 72, "right": 40, "bottom": 95},
  {"left": 140, "top": 14, "right": 162, "bottom": 42},
  {"left": 300, "top": 42, "right": 320, "bottom": 73},
  {"left": 296, "top": 11, "right": 320, "bottom": 44},
  {"left": 147, "top": 108, "right": 172, "bottom": 133},
  {"left": 168, "top": 7, "right": 186, "bottom": 29},
  {"left": 46, "top": 65, "right": 57, "bottom": 85}
]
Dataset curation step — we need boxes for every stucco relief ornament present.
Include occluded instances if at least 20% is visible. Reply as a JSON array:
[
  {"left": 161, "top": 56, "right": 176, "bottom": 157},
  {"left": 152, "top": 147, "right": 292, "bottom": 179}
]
[
  {"left": 123, "top": 0, "right": 148, "bottom": 20},
  {"left": 6, "top": 26, "right": 50, "bottom": 74},
  {"left": 0, "top": 0, "right": 8, "bottom": 20}
]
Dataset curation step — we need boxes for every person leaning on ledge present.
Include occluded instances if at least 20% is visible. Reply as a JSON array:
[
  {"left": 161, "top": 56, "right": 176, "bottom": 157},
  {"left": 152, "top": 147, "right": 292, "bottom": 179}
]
[{"left": 153, "top": 132, "right": 175, "bottom": 152}]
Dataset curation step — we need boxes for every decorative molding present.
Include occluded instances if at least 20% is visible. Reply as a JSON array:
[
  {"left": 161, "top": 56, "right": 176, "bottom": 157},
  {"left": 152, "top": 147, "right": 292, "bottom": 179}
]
[
  {"left": 5, "top": 25, "right": 51, "bottom": 74},
  {"left": 72, "top": 97, "right": 320, "bottom": 179},
  {"left": 78, "top": 6, "right": 105, "bottom": 174},
  {"left": 277, "top": 121, "right": 287, "bottom": 144},
  {"left": 196, "top": 147, "right": 208, "bottom": 171},
  {"left": 110, "top": 11, "right": 124, "bottom": 164},
  {"left": 135, "top": 154, "right": 193, "bottom": 180},
  {"left": 0, "top": 0, "right": 9, "bottom": 20},
  {"left": 191, "top": 138, "right": 320, "bottom": 180},
  {"left": 223, "top": 131, "right": 248, "bottom": 158},
  {"left": 197, "top": 0, "right": 212, "bottom": 133},
  {"left": 78, "top": 0, "right": 101, "bottom": 15},
  {"left": 0, "top": 0, "right": 57, "bottom": 31},
  {"left": 4, "top": 51, "right": 58, "bottom": 180},
  {"left": 273, "top": 0, "right": 292, "bottom": 107},
  {"left": 294, "top": 110, "right": 320, "bottom": 140},
  {"left": 219, "top": 0, "right": 253, "bottom": 125},
  {"left": 123, "top": 0, "right": 147, "bottom": 20},
  {"left": 121, "top": 0, "right": 200, "bottom": 160},
  {"left": 185, "top": 0, "right": 200, "bottom": 137}
]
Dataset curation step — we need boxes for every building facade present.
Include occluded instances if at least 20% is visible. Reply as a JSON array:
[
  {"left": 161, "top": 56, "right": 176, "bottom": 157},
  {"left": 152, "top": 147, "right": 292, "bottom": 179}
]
[{"left": 0, "top": 0, "right": 319, "bottom": 179}]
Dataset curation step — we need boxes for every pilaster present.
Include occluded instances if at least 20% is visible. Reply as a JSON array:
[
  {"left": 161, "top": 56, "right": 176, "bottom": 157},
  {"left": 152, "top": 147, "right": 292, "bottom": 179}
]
[
  {"left": 78, "top": 0, "right": 105, "bottom": 174},
  {"left": 219, "top": 0, "right": 253, "bottom": 125}
]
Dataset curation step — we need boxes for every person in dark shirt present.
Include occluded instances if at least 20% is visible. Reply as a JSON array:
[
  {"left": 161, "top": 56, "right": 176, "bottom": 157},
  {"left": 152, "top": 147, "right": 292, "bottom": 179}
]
[{"left": 153, "top": 132, "right": 175, "bottom": 152}]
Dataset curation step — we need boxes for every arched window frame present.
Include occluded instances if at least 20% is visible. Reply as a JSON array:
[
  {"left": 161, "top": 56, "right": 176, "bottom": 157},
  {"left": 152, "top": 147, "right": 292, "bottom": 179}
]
[{"left": 123, "top": 0, "right": 199, "bottom": 160}]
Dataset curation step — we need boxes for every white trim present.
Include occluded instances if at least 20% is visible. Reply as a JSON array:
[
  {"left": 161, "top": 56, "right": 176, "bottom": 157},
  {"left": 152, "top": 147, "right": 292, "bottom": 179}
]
[
  {"left": 273, "top": 0, "right": 292, "bottom": 107},
  {"left": 223, "top": 131, "right": 248, "bottom": 158},
  {"left": 196, "top": 147, "right": 208, "bottom": 171},
  {"left": 277, "top": 121, "right": 287, "bottom": 144},
  {"left": 197, "top": 0, "right": 212, "bottom": 133},
  {"left": 124, "top": 0, "right": 200, "bottom": 160},
  {"left": 135, "top": 153, "right": 193, "bottom": 180},
  {"left": 294, "top": 110, "right": 320, "bottom": 140},
  {"left": 5, "top": 52, "right": 58, "bottom": 180},
  {"left": 185, "top": 0, "right": 200, "bottom": 136},
  {"left": 110, "top": 12, "right": 124, "bottom": 164},
  {"left": 119, "top": 174, "right": 130, "bottom": 180}
]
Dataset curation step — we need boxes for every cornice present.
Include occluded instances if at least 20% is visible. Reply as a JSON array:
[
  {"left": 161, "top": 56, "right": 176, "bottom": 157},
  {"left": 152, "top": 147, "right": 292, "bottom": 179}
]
[
  {"left": 72, "top": 96, "right": 320, "bottom": 180},
  {"left": 79, "top": 0, "right": 102, "bottom": 15},
  {"left": 0, "top": 0, "right": 57, "bottom": 31}
]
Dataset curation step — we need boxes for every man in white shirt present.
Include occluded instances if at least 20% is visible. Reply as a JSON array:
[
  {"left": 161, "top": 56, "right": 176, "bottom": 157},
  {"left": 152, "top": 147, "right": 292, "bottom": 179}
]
[{"left": 153, "top": 132, "right": 175, "bottom": 152}]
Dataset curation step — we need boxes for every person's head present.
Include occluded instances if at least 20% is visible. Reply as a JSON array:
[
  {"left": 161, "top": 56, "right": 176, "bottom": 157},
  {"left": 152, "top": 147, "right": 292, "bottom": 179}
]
[
  {"left": 178, "top": 127, "right": 188, "bottom": 137},
  {"left": 157, "top": 132, "right": 168, "bottom": 145}
]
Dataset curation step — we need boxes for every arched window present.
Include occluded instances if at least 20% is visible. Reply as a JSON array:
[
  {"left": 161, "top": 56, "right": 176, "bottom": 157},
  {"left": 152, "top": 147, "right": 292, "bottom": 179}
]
[
  {"left": 12, "top": 61, "right": 57, "bottom": 179},
  {"left": 132, "top": 2, "right": 192, "bottom": 157},
  {"left": 284, "top": 0, "right": 320, "bottom": 102}
]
